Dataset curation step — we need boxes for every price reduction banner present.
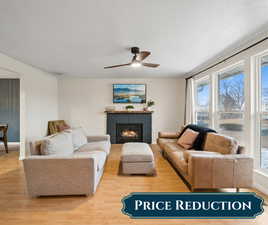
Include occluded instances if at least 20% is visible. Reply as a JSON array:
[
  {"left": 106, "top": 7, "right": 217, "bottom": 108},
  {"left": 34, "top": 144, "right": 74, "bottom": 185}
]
[{"left": 121, "top": 192, "right": 264, "bottom": 219}]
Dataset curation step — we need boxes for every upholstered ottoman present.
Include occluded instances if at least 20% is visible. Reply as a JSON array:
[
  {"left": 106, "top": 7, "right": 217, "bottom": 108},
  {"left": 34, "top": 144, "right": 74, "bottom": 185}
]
[{"left": 121, "top": 142, "right": 155, "bottom": 175}]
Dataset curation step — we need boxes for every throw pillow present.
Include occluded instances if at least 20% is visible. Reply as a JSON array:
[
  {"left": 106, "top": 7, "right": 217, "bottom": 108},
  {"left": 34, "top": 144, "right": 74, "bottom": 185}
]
[
  {"left": 177, "top": 124, "right": 217, "bottom": 150},
  {"left": 177, "top": 128, "right": 199, "bottom": 149},
  {"left": 57, "top": 123, "right": 71, "bottom": 132},
  {"left": 40, "top": 132, "right": 73, "bottom": 155},
  {"left": 71, "top": 127, "right": 88, "bottom": 150}
]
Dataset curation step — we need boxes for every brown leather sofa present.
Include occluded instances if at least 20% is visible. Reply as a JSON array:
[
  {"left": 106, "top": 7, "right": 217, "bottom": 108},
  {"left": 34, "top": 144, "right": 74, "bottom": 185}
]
[{"left": 157, "top": 131, "right": 253, "bottom": 191}]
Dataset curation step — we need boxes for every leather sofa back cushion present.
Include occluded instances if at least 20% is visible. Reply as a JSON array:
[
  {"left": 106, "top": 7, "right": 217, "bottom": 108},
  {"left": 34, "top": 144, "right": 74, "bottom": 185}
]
[
  {"left": 177, "top": 128, "right": 199, "bottom": 149},
  {"left": 204, "top": 133, "right": 238, "bottom": 154}
]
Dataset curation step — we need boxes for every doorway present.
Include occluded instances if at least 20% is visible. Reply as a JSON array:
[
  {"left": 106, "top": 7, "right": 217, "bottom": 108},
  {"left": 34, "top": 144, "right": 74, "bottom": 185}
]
[{"left": 0, "top": 78, "right": 20, "bottom": 153}]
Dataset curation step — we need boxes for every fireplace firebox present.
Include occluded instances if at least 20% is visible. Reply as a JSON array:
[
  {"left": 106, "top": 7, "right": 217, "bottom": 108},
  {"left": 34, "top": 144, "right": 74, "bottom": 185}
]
[
  {"left": 116, "top": 123, "right": 143, "bottom": 143},
  {"left": 106, "top": 111, "right": 152, "bottom": 144}
]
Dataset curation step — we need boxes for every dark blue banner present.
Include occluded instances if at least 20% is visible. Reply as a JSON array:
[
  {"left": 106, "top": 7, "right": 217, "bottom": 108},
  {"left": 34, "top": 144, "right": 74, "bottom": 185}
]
[{"left": 121, "top": 192, "right": 264, "bottom": 219}]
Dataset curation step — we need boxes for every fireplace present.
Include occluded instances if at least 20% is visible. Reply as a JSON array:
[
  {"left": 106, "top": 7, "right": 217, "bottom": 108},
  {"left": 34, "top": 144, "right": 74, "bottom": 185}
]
[
  {"left": 106, "top": 111, "right": 152, "bottom": 144},
  {"left": 116, "top": 123, "right": 143, "bottom": 143}
]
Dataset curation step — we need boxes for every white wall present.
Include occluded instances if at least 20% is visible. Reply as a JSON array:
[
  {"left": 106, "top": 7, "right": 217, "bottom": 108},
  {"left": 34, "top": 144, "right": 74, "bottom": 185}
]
[
  {"left": 58, "top": 78, "right": 185, "bottom": 143},
  {"left": 0, "top": 53, "right": 58, "bottom": 158}
]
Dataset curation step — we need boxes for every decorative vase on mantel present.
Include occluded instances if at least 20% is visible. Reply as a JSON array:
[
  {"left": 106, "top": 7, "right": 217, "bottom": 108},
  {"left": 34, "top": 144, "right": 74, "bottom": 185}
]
[
  {"left": 144, "top": 106, "right": 151, "bottom": 111},
  {"left": 144, "top": 100, "right": 155, "bottom": 111}
]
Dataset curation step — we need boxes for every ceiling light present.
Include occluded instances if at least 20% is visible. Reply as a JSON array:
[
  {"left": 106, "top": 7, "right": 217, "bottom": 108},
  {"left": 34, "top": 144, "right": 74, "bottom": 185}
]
[{"left": 131, "top": 62, "right": 141, "bottom": 67}]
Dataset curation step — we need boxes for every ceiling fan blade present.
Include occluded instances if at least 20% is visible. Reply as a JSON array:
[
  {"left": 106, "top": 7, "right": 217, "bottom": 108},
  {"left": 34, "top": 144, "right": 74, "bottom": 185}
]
[
  {"left": 104, "top": 63, "right": 131, "bottom": 69},
  {"left": 142, "top": 63, "right": 160, "bottom": 68},
  {"left": 136, "top": 51, "right": 151, "bottom": 61}
]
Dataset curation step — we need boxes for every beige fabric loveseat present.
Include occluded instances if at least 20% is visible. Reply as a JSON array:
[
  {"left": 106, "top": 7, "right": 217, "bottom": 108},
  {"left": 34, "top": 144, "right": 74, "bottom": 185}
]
[
  {"left": 23, "top": 134, "right": 111, "bottom": 197},
  {"left": 157, "top": 131, "right": 253, "bottom": 191}
]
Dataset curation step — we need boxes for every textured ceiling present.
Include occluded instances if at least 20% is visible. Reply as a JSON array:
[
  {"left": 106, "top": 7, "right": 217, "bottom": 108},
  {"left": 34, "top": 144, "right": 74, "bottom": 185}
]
[{"left": 0, "top": 0, "right": 268, "bottom": 78}]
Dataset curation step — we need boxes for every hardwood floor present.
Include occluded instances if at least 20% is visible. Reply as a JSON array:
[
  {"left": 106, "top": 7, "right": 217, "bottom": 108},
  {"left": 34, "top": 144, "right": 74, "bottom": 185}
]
[{"left": 0, "top": 144, "right": 267, "bottom": 225}]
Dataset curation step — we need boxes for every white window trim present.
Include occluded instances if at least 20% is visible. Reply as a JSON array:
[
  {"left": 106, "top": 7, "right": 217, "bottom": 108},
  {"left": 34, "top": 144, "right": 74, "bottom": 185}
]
[
  {"left": 252, "top": 50, "right": 268, "bottom": 174},
  {"left": 193, "top": 75, "right": 211, "bottom": 126},
  {"left": 190, "top": 78, "right": 195, "bottom": 125},
  {"left": 212, "top": 70, "right": 218, "bottom": 131},
  {"left": 213, "top": 61, "right": 246, "bottom": 141}
]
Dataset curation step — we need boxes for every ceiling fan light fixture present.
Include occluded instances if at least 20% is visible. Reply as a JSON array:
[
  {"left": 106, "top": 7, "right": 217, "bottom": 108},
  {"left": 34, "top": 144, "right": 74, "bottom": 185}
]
[
  {"left": 104, "top": 47, "right": 159, "bottom": 69},
  {"left": 131, "top": 61, "right": 141, "bottom": 67}
]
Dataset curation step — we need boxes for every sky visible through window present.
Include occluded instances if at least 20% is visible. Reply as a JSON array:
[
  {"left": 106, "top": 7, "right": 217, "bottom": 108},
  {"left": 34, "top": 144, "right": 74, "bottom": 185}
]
[
  {"left": 219, "top": 72, "right": 244, "bottom": 112},
  {"left": 196, "top": 65, "right": 268, "bottom": 110},
  {"left": 262, "top": 64, "right": 268, "bottom": 111},
  {"left": 261, "top": 63, "right": 268, "bottom": 169},
  {"left": 197, "top": 72, "right": 245, "bottom": 110},
  {"left": 197, "top": 83, "right": 209, "bottom": 107}
]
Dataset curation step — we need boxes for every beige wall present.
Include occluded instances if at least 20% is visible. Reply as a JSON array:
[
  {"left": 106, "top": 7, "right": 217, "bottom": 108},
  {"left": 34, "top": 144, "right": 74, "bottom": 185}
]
[
  {"left": 58, "top": 78, "right": 185, "bottom": 143},
  {"left": 0, "top": 53, "right": 58, "bottom": 158}
]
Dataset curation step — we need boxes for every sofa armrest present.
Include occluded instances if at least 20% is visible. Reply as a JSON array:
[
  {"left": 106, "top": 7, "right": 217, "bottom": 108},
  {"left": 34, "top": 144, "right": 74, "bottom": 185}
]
[
  {"left": 87, "top": 135, "right": 110, "bottom": 142},
  {"left": 188, "top": 154, "right": 253, "bottom": 189},
  {"left": 23, "top": 155, "right": 96, "bottom": 196},
  {"left": 158, "top": 132, "right": 180, "bottom": 139}
]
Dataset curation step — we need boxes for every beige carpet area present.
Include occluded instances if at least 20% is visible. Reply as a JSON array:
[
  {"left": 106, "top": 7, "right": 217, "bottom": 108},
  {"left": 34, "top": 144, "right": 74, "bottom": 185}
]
[{"left": 0, "top": 144, "right": 267, "bottom": 225}]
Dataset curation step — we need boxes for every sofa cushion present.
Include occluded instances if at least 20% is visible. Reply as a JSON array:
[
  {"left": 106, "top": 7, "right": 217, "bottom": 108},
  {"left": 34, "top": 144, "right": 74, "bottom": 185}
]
[
  {"left": 158, "top": 132, "right": 180, "bottom": 139},
  {"left": 163, "top": 142, "right": 185, "bottom": 158},
  {"left": 71, "top": 128, "right": 87, "bottom": 150},
  {"left": 177, "top": 128, "right": 199, "bottom": 149},
  {"left": 157, "top": 138, "right": 177, "bottom": 149},
  {"left": 169, "top": 152, "right": 188, "bottom": 174},
  {"left": 73, "top": 151, "right": 106, "bottom": 171},
  {"left": 76, "top": 141, "right": 110, "bottom": 155},
  {"left": 183, "top": 150, "right": 221, "bottom": 163},
  {"left": 203, "top": 133, "right": 239, "bottom": 154},
  {"left": 40, "top": 132, "right": 73, "bottom": 155},
  {"left": 178, "top": 124, "right": 216, "bottom": 150}
]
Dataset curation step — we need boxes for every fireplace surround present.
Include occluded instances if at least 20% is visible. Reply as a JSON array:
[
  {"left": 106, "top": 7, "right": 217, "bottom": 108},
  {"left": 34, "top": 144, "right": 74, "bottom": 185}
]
[{"left": 106, "top": 111, "right": 152, "bottom": 144}]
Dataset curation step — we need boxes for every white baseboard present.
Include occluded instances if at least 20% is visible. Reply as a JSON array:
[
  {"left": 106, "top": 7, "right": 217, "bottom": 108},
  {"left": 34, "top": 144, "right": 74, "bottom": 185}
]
[
  {"left": 254, "top": 183, "right": 268, "bottom": 196},
  {"left": 0, "top": 142, "right": 20, "bottom": 145},
  {"left": 253, "top": 170, "right": 268, "bottom": 195}
]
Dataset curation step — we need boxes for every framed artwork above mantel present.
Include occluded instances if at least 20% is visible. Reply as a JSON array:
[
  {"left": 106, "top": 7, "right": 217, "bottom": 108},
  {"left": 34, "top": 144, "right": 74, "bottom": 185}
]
[{"left": 113, "top": 84, "right": 146, "bottom": 104}]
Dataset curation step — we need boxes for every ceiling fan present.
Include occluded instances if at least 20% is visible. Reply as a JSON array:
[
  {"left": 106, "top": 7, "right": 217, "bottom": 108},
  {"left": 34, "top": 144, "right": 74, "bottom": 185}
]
[{"left": 104, "top": 47, "right": 160, "bottom": 69}]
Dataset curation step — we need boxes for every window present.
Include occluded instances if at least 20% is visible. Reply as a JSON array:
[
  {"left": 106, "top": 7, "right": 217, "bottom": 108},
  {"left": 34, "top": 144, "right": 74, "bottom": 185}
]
[
  {"left": 194, "top": 78, "right": 210, "bottom": 127},
  {"left": 216, "top": 64, "right": 245, "bottom": 146},
  {"left": 190, "top": 47, "right": 268, "bottom": 184},
  {"left": 260, "top": 55, "right": 268, "bottom": 170}
]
